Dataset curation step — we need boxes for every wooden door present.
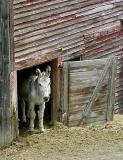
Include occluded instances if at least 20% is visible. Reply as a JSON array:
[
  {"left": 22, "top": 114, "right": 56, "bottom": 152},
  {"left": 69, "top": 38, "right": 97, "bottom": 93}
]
[{"left": 61, "top": 56, "right": 116, "bottom": 126}]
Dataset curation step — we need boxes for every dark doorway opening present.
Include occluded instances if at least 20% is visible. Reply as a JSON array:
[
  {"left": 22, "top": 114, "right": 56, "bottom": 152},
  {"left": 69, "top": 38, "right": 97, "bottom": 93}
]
[{"left": 17, "top": 61, "right": 52, "bottom": 136}]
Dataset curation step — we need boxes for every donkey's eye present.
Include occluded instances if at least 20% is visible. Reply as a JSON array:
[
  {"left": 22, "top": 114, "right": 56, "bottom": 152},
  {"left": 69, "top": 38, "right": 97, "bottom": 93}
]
[{"left": 39, "top": 84, "right": 42, "bottom": 86}]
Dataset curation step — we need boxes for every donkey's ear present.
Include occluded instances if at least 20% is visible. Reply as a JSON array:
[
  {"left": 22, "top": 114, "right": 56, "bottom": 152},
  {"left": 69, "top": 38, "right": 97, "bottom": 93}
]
[
  {"left": 46, "top": 65, "right": 51, "bottom": 77},
  {"left": 36, "top": 68, "right": 42, "bottom": 77}
]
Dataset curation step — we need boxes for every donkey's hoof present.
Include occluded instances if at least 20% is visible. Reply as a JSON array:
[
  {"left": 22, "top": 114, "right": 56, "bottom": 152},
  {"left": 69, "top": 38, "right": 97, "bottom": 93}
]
[
  {"left": 29, "top": 128, "right": 35, "bottom": 132},
  {"left": 39, "top": 129, "right": 45, "bottom": 133}
]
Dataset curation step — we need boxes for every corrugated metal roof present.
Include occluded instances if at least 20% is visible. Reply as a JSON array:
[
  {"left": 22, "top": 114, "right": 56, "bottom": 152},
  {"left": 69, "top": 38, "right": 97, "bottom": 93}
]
[{"left": 13, "top": 0, "right": 123, "bottom": 112}]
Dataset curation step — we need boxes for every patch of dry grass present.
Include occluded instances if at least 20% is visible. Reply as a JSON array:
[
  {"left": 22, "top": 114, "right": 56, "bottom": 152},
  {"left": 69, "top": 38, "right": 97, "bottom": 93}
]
[{"left": 0, "top": 115, "right": 123, "bottom": 160}]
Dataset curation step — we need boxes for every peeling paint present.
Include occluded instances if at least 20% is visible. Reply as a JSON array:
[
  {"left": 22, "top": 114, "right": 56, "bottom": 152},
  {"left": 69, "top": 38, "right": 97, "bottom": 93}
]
[{"left": 13, "top": 0, "right": 123, "bottom": 112}]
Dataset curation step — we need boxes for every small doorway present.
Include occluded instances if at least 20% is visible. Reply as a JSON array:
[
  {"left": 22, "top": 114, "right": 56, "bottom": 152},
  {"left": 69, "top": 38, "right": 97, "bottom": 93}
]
[{"left": 11, "top": 58, "right": 59, "bottom": 136}]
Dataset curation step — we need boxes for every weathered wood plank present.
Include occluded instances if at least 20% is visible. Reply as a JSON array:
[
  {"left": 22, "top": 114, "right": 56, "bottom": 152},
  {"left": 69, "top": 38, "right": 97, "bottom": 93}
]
[
  {"left": 68, "top": 118, "right": 106, "bottom": 127},
  {"left": 69, "top": 77, "right": 109, "bottom": 88},
  {"left": 107, "top": 56, "right": 117, "bottom": 121},
  {"left": 51, "top": 59, "right": 59, "bottom": 125},
  {"left": 0, "top": 0, "right": 14, "bottom": 147},
  {"left": 69, "top": 105, "right": 107, "bottom": 115},
  {"left": 15, "top": 49, "right": 61, "bottom": 70},
  {"left": 10, "top": 71, "right": 19, "bottom": 140},
  {"left": 69, "top": 58, "right": 108, "bottom": 68},
  {"left": 62, "top": 62, "right": 69, "bottom": 125},
  {"left": 68, "top": 111, "right": 106, "bottom": 124}
]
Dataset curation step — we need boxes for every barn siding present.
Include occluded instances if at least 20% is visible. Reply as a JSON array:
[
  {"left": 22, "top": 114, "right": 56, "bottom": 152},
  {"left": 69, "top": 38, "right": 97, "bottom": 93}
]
[
  {"left": 83, "top": 25, "right": 123, "bottom": 113},
  {"left": 13, "top": 1, "right": 123, "bottom": 111}
]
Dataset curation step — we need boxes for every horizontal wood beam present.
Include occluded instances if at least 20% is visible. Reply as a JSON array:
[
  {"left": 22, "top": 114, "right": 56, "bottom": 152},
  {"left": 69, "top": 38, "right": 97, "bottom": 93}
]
[{"left": 15, "top": 49, "right": 62, "bottom": 71}]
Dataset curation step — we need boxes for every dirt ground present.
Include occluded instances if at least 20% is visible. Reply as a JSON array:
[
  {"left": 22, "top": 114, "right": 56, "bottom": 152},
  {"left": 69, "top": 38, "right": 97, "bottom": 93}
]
[{"left": 1, "top": 115, "right": 123, "bottom": 160}]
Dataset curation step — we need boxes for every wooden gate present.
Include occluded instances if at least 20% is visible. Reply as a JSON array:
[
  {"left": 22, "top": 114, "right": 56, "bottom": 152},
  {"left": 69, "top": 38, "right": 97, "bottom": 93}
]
[{"left": 62, "top": 56, "right": 116, "bottom": 126}]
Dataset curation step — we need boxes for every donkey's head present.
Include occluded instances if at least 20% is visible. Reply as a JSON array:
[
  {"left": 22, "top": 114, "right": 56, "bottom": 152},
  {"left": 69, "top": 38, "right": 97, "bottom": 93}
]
[{"left": 36, "top": 66, "right": 51, "bottom": 102}]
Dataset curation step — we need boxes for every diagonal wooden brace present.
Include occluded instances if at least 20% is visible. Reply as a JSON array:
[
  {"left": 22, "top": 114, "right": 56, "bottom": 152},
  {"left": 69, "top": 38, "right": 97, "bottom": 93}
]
[{"left": 79, "top": 56, "right": 116, "bottom": 126}]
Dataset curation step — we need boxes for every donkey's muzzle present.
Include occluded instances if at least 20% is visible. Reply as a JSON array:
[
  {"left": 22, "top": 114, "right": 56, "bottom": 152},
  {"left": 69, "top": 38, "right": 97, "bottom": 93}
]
[{"left": 43, "top": 97, "right": 49, "bottom": 102}]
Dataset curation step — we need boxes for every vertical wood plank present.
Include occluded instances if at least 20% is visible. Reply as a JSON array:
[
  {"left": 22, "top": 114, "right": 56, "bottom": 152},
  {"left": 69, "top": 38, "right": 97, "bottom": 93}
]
[
  {"left": 51, "top": 58, "right": 59, "bottom": 125},
  {"left": 9, "top": 0, "right": 15, "bottom": 71},
  {"left": 0, "top": 0, "right": 13, "bottom": 147},
  {"left": 10, "top": 71, "right": 19, "bottom": 139},
  {"left": 107, "top": 56, "right": 117, "bottom": 121},
  {"left": 62, "top": 62, "right": 69, "bottom": 125}
]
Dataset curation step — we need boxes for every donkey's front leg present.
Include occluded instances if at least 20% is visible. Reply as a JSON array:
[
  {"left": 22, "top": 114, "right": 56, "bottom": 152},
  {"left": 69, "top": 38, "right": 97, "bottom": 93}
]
[
  {"left": 20, "top": 98, "right": 26, "bottom": 123},
  {"left": 29, "top": 103, "right": 35, "bottom": 132},
  {"left": 38, "top": 102, "right": 45, "bottom": 132}
]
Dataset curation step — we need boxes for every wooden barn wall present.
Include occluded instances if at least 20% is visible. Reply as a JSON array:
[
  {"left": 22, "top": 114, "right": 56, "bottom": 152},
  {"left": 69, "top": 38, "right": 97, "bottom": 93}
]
[
  {"left": 13, "top": 0, "right": 123, "bottom": 112},
  {"left": 83, "top": 25, "right": 123, "bottom": 113},
  {"left": 81, "top": 3, "right": 123, "bottom": 113}
]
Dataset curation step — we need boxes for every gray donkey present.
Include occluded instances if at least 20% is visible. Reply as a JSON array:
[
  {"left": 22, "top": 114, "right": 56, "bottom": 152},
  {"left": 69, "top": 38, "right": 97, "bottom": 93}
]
[{"left": 19, "top": 66, "right": 51, "bottom": 132}]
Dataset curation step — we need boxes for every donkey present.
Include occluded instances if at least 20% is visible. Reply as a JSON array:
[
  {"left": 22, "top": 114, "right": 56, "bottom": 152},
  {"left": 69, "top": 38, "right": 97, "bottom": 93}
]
[{"left": 19, "top": 66, "right": 51, "bottom": 132}]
